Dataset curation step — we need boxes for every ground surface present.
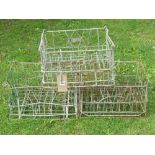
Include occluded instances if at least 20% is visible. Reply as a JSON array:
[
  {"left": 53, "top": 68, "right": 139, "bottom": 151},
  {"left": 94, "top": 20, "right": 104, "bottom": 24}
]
[{"left": 0, "top": 19, "right": 155, "bottom": 134}]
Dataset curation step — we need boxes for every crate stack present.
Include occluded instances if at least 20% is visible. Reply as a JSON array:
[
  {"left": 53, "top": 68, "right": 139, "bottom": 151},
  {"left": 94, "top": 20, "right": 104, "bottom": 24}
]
[{"left": 8, "top": 26, "right": 148, "bottom": 119}]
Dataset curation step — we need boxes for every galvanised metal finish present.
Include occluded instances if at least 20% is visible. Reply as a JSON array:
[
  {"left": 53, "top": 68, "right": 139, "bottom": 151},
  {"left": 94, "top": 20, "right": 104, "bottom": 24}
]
[
  {"left": 9, "top": 87, "right": 76, "bottom": 119},
  {"left": 81, "top": 61, "right": 148, "bottom": 116},
  {"left": 39, "top": 26, "right": 115, "bottom": 87},
  {"left": 7, "top": 26, "right": 148, "bottom": 118}
]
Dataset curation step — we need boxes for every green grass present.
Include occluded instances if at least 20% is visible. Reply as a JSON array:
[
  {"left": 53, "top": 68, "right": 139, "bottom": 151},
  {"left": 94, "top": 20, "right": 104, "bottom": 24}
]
[{"left": 1, "top": 19, "right": 155, "bottom": 134}]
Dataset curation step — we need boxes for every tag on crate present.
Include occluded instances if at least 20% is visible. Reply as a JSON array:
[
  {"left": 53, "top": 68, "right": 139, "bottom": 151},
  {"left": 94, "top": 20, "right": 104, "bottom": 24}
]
[
  {"left": 69, "top": 37, "right": 81, "bottom": 43},
  {"left": 57, "top": 74, "right": 68, "bottom": 92}
]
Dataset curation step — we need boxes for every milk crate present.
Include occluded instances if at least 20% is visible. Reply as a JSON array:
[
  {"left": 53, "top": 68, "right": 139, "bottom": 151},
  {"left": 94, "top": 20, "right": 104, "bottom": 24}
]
[
  {"left": 38, "top": 26, "right": 115, "bottom": 89},
  {"left": 80, "top": 61, "right": 148, "bottom": 116}
]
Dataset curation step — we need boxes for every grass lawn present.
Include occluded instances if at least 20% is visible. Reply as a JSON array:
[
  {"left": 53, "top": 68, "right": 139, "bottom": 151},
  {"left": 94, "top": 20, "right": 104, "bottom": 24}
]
[{"left": 0, "top": 19, "right": 155, "bottom": 134}]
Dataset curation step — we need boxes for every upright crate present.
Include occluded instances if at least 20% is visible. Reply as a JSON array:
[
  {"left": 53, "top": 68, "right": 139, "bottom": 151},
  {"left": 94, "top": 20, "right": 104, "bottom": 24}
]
[{"left": 38, "top": 26, "right": 115, "bottom": 88}]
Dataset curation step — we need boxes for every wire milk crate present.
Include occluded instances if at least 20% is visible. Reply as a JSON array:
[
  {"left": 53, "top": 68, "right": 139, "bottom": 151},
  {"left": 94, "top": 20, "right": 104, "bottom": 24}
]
[
  {"left": 80, "top": 61, "right": 148, "bottom": 116},
  {"left": 8, "top": 62, "right": 77, "bottom": 119},
  {"left": 38, "top": 26, "right": 115, "bottom": 89}
]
